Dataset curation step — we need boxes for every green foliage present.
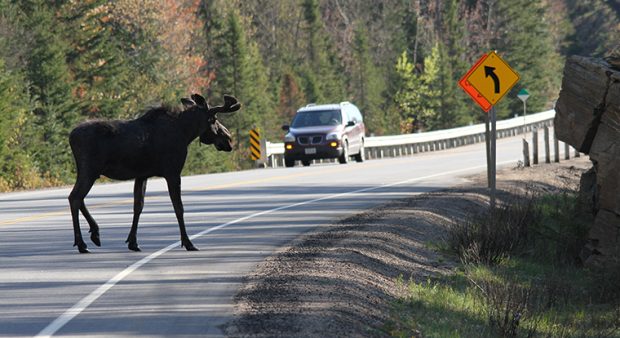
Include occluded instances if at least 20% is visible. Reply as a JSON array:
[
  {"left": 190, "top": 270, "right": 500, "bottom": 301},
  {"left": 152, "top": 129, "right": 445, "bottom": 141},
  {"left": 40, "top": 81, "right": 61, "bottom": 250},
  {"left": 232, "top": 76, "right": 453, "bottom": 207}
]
[
  {"left": 386, "top": 193, "right": 620, "bottom": 337},
  {"left": 565, "top": 0, "right": 620, "bottom": 57},
  {"left": 19, "top": 1, "right": 77, "bottom": 182},
  {"left": 392, "top": 46, "right": 441, "bottom": 132},
  {"left": 0, "top": 59, "right": 38, "bottom": 190},
  {"left": 352, "top": 24, "right": 386, "bottom": 135},
  {"left": 0, "top": 0, "right": 615, "bottom": 190},
  {"left": 209, "top": 9, "right": 276, "bottom": 169},
  {"left": 491, "top": 0, "right": 564, "bottom": 119}
]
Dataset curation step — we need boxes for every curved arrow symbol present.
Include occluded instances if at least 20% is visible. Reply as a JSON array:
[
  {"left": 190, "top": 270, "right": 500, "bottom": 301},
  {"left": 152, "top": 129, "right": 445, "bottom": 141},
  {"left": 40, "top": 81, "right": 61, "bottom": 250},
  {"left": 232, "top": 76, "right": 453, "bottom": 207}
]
[{"left": 484, "top": 66, "right": 500, "bottom": 93}]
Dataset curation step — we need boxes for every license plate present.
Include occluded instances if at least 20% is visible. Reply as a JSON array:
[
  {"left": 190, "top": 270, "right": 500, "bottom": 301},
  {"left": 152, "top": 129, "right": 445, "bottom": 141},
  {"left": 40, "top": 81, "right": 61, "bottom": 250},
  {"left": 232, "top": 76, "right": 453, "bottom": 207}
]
[{"left": 304, "top": 147, "right": 316, "bottom": 155}]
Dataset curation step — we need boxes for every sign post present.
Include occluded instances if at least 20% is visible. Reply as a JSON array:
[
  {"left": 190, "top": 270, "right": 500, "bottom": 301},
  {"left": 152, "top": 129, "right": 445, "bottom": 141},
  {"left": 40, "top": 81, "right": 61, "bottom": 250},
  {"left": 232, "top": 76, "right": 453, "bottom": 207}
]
[
  {"left": 490, "top": 106, "right": 497, "bottom": 208},
  {"left": 517, "top": 88, "right": 530, "bottom": 131},
  {"left": 459, "top": 51, "right": 520, "bottom": 208}
]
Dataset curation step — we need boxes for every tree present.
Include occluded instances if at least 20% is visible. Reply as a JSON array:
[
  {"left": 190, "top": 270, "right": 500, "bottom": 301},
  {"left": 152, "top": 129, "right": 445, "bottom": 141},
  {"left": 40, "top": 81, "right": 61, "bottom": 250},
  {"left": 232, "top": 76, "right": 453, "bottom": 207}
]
[
  {"left": 299, "top": 0, "right": 345, "bottom": 103},
  {"left": 352, "top": 24, "right": 385, "bottom": 135},
  {"left": 564, "top": 0, "right": 620, "bottom": 57},
  {"left": 208, "top": 9, "right": 276, "bottom": 168},
  {"left": 19, "top": 1, "right": 77, "bottom": 182},
  {"left": 62, "top": 1, "right": 136, "bottom": 119},
  {"left": 277, "top": 71, "right": 306, "bottom": 125},
  {"left": 436, "top": 0, "right": 473, "bottom": 127},
  {"left": 491, "top": 0, "right": 563, "bottom": 118},
  {"left": 392, "top": 45, "right": 441, "bottom": 133},
  {"left": 0, "top": 58, "right": 35, "bottom": 190}
]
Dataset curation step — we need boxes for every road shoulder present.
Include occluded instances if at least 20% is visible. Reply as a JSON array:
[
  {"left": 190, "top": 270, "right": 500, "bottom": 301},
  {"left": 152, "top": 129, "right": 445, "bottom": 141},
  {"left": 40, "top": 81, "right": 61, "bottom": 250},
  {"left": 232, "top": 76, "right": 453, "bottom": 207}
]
[{"left": 225, "top": 157, "right": 591, "bottom": 337}]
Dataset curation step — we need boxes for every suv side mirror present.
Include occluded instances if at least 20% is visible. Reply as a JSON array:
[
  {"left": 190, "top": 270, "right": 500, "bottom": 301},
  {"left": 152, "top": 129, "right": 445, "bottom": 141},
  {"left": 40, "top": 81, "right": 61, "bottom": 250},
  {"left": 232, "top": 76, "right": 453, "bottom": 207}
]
[
  {"left": 346, "top": 120, "right": 356, "bottom": 127},
  {"left": 282, "top": 124, "right": 290, "bottom": 131}
]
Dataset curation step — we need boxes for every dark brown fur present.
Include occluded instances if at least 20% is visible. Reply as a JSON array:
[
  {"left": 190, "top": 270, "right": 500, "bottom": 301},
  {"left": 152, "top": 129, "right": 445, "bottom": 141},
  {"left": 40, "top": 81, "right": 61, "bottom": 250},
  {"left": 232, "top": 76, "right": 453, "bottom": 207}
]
[{"left": 68, "top": 94, "right": 240, "bottom": 253}]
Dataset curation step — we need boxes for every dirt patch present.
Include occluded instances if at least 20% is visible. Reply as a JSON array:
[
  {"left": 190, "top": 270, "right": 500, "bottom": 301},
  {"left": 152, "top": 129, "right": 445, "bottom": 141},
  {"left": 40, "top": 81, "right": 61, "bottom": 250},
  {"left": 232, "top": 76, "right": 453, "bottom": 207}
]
[{"left": 225, "top": 157, "right": 592, "bottom": 337}]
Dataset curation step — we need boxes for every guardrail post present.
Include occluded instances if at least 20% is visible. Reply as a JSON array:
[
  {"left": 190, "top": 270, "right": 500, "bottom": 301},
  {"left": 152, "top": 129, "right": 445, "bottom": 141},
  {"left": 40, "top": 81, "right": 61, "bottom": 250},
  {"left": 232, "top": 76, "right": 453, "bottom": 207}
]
[
  {"left": 544, "top": 126, "right": 550, "bottom": 164},
  {"left": 575, "top": 148, "right": 580, "bottom": 158},
  {"left": 523, "top": 139, "right": 530, "bottom": 167},
  {"left": 564, "top": 142, "right": 570, "bottom": 160},
  {"left": 532, "top": 128, "right": 539, "bottom": 165}
]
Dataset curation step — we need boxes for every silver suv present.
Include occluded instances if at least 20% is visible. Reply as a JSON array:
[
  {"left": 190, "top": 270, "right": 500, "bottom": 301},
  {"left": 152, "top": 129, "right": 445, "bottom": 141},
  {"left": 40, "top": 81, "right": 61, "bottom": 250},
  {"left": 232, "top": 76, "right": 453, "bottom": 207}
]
[{"left": 281, "top": 102, "right": 365, "bottom": 167}]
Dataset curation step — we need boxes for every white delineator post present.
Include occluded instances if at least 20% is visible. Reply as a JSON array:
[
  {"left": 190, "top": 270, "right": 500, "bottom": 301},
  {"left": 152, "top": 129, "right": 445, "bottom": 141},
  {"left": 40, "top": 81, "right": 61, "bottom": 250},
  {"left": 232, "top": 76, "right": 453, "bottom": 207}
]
[{"left": 517, "top": 88, "right": 530, "bottom": 132}]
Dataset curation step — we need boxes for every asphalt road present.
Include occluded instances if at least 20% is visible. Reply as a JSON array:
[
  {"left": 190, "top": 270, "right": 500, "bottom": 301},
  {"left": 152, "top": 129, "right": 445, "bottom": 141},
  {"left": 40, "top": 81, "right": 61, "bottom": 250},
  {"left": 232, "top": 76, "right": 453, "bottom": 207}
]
[{"left": 0, "top": 132, "right": 566, "bottom": 337}]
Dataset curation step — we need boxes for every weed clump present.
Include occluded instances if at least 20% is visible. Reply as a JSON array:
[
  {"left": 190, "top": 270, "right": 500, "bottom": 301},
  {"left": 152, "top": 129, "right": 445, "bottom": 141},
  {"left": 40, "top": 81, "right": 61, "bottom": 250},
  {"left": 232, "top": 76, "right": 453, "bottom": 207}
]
[{"left": 447, "top": 191, "right": 539, "bottom": 265}]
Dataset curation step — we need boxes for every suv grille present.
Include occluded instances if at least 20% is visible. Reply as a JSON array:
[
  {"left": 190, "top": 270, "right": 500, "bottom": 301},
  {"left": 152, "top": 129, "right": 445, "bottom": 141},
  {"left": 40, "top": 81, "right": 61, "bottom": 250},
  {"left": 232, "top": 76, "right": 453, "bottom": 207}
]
[{"left": 298, "top": 135, "right": 323, "bottom": 145}]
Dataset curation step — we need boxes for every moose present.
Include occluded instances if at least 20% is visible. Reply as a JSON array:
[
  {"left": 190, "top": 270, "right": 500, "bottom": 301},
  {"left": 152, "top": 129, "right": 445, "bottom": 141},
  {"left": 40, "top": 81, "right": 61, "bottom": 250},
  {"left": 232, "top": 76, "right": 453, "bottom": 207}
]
[{"left": 68, "top": 94, "right": 240, "bottom": 253}]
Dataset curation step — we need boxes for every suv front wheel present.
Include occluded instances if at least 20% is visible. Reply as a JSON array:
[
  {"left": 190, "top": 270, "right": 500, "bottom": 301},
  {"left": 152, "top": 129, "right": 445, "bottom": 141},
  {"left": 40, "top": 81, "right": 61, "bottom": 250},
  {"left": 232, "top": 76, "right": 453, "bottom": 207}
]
[{"left": 338, "top": 141, "right": 349, "bottom": 164}]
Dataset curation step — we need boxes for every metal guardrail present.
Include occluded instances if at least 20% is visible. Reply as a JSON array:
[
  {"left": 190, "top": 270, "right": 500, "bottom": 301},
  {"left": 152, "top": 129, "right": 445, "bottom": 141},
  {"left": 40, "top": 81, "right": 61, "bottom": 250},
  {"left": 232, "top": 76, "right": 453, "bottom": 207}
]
[{"left": 265, "top": 110, "right": 556, "bottom": 168}]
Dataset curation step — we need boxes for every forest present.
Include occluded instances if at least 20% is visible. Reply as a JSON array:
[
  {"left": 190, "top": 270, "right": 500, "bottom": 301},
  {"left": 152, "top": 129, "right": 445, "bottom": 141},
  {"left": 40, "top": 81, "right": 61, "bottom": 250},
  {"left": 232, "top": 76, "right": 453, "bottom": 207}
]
[{"left": 0, "top": 0, "right": 618, "bottom": 190}]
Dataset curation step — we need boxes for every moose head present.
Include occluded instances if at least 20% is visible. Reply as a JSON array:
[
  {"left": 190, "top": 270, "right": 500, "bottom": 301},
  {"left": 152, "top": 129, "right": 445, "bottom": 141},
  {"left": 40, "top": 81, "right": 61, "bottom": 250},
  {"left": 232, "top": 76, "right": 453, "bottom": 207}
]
[{"left": 181, "top": 94, "right": 240, "bottom": 152}]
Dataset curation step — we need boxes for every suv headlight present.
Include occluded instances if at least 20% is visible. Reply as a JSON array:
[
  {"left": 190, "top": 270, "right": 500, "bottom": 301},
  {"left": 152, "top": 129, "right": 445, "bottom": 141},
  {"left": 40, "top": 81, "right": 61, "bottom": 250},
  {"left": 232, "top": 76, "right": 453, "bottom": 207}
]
[
  {"left": 284, "top": 133, "right": 295, "bottom": 142},
  {"left": 326, "top": 133, "right": 341, "bottom": 140}
]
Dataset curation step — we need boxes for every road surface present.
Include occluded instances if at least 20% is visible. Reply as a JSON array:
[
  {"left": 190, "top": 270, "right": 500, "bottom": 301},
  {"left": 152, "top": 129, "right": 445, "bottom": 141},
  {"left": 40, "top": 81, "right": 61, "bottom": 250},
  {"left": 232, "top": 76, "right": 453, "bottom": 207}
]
[{"left": 0, "top": 132, "right": 566, "bottom": 337}]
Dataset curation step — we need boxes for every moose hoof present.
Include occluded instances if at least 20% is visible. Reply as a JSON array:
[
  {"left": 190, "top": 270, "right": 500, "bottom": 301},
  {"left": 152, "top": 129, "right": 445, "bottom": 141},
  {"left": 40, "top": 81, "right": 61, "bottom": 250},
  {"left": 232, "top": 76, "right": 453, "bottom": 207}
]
[
  {"left": 75, "top": 243, "right": 90, "bottom": 253},
  {"left": 127, "top": 242, "right": 141, "bottom": 252},
  {"left": 90, "top": 232, "right": 101, "bottom": 247},
  {"left": 181, "top": 240, "right": 199, "bottom": 251}
]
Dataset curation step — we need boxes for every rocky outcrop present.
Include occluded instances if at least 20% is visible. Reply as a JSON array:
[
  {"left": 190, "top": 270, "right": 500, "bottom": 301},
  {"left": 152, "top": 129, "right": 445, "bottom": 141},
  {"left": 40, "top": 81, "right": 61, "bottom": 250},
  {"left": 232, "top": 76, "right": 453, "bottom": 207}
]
[{"left": 555, "top": 55, "right": 620, "bottom": 267}]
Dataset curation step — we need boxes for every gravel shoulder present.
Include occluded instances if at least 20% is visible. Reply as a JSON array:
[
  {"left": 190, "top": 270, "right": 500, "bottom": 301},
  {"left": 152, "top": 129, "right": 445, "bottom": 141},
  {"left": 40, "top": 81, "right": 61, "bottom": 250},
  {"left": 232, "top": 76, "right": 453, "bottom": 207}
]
[{"left": 225, "top": 157, "right": 592, "bottom": 337}]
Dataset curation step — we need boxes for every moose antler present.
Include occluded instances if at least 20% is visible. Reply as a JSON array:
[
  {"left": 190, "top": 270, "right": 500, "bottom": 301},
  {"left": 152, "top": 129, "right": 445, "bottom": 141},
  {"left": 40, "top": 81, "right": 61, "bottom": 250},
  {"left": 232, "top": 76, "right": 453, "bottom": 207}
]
[
  {"left": 190, "top": 94, "right": 209, "bottom": 109},
  {"left": 209, "top": 95, "right": 240, "bottom": 114},
  {"left": 180, "top": 98, "right": 196, "bottom": 109}
]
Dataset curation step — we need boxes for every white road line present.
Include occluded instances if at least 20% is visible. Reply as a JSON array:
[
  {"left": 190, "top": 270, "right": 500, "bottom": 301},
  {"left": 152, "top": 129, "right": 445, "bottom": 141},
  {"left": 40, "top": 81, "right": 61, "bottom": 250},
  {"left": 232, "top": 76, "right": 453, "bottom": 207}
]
[{"left": 35, "top": 161, "right": 513, "bottom": 337}]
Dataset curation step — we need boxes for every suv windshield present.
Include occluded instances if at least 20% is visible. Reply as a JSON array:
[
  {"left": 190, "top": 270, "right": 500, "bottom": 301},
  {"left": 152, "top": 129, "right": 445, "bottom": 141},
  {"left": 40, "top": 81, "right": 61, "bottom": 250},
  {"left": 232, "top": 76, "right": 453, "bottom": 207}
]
[{"left": 291, "top": 110, "right": 342, "bottom": 128}]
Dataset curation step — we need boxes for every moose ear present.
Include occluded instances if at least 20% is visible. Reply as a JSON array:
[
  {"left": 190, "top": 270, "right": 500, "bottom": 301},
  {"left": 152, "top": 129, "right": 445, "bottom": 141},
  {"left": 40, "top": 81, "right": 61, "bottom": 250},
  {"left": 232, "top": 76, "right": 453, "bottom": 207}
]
[
  {"left": 190, "top": 94, "right": 208, "bottom": 108},
  {"left": 180, "top": 98, "right": 195, "bottom": 109}
]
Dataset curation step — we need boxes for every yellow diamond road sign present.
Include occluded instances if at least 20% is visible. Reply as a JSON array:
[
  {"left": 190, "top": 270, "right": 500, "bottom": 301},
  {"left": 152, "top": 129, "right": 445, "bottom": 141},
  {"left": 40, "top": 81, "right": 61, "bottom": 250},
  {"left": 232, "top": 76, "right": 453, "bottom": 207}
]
[{"left": 465, "top": 51, "right": 520, "bottom": 105}]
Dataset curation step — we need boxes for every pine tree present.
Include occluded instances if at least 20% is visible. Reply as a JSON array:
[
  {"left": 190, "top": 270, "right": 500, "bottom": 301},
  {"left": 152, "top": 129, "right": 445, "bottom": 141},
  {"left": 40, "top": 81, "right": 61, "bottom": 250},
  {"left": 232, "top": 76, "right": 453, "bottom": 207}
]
[
  {"left": 491, "top": 0, "right": 563, "bottom": 118},
  {"left": 208, "top": 9, "right": 276, "bottom": 169},
  {"left": 19, "top": 0, "right": 77, "bottom": 182},
  {"left": 300, "top": 0, "right": 345, "bottom": 103},
  {"left": 277, "top": 71, "right": 306, "bottom": 125},
  {"left": 392, "top": 45, "right": 442, "bottom": 132},
  {"left": 352, "top": 24, "right": 385, "bottom": 135},
  {"left": 565, "top": 0, "right": 620, "bottom": 57},
  {"left": 61, "top": 1, "right": 137, "bottom": 119},
  {"left": 0, "top": 58, "right": 34, "bottom": 190},
  {"left": 437, "top": 0, "right": 473, "bottom": 127}
]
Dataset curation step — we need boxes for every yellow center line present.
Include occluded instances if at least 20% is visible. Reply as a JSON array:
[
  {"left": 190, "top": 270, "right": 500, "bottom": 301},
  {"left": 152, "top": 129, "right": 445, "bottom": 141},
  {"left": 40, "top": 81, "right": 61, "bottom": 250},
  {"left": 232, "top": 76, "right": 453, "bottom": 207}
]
[{"left": 0, "top": 162, "right": 385, "bottom": 227}]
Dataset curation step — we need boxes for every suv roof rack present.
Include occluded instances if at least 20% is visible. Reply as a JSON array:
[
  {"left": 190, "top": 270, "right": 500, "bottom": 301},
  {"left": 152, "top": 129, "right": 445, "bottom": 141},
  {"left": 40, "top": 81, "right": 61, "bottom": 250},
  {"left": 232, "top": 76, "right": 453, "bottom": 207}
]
[
  {"left": 340, "top": 101, "right": 351, "bottom": 105},
  {"left": 305, "top": 103, "right": 316, "bottom": 107}
]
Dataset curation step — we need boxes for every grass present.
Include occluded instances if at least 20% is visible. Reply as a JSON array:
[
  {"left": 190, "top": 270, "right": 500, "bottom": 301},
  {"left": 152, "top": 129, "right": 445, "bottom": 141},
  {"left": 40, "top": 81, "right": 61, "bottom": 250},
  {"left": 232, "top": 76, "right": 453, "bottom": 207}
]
[{"left": 385, "top": 192, "right": 620, "bottom": 338}]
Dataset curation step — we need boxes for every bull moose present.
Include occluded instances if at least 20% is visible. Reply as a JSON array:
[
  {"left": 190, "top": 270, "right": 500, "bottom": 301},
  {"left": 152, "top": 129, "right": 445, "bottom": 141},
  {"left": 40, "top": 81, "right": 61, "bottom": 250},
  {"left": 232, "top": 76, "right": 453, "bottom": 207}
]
[{"left": 68, "top": 94, "right": 240, "bottom": 253}]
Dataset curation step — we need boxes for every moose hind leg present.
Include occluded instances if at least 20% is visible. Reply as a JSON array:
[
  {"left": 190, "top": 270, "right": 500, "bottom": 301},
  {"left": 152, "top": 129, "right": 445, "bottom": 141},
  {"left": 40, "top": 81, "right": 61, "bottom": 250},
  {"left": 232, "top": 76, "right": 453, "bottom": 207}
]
[
  {"left": 165, "top": 176, "right": 198, "bottom": 251},
  {"left": 126, "top": 178, "right": 147, "bottom": 252},
  {"left": 80, "top": 203, "right": 100, "bottom": 246},
  {"left": 69, "top": 176, "right": 96, "bottom": 253}
]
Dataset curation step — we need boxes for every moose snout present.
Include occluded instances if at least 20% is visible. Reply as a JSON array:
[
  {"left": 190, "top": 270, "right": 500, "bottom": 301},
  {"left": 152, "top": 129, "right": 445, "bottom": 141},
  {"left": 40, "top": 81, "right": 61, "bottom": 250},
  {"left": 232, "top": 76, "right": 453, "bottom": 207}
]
[{"left": 215, "top": 138, "right": 233, "bottom": 152}]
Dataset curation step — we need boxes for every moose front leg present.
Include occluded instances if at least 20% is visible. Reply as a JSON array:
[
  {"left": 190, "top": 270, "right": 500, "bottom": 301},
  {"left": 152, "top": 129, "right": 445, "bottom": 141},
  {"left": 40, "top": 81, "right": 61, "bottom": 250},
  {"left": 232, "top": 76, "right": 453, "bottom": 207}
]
[
  {"left": 165, "top": 176, "right": 198, "bottom": 251},
  {"left": 126, "top": 177, "right": 147, "bottom": 252}
]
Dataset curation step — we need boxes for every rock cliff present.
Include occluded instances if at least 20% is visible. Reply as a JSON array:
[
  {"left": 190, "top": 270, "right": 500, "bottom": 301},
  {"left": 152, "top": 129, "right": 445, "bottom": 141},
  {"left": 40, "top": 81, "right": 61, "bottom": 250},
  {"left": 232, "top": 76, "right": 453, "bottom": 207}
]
[{"left": 555, "top": 55, "right": 620, "bottom": 267}]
